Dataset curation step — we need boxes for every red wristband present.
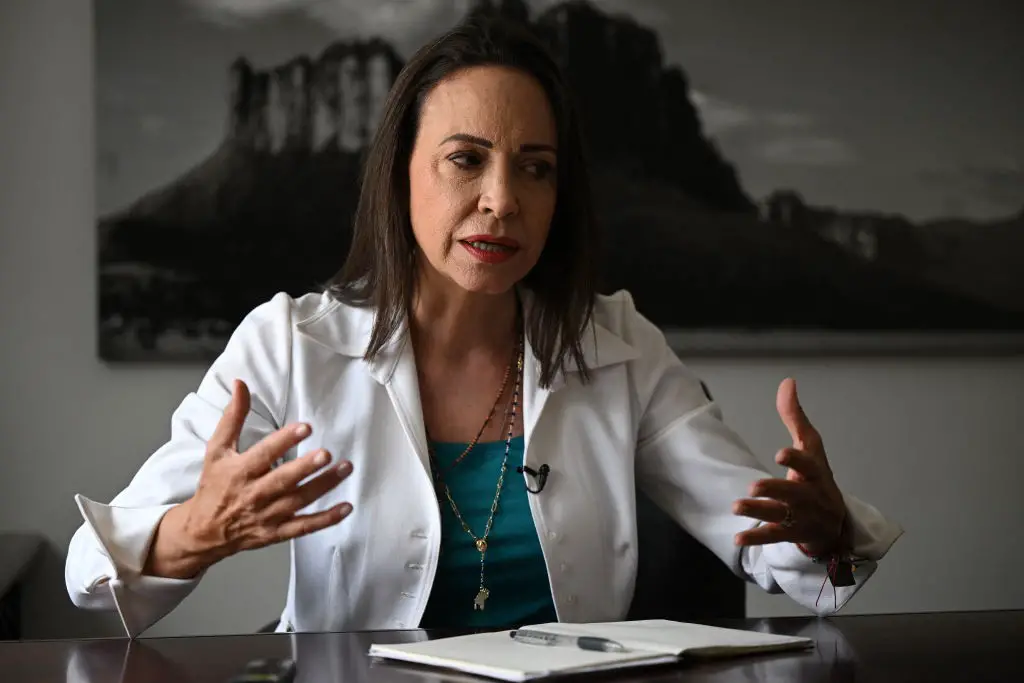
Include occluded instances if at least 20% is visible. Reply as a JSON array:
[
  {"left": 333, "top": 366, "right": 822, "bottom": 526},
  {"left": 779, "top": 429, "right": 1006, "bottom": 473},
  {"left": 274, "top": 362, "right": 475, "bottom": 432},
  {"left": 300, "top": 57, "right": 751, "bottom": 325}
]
[{"left": 796, "top": 514, "right": 857, "bottom": 607}]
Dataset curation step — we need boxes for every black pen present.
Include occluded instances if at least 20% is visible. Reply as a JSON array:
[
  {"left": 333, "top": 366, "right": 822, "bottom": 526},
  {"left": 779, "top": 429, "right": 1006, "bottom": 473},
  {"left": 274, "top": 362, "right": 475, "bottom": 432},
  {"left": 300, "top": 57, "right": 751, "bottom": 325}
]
[{"left": 510, "top": 629, "right": 628, "bottom": 653}]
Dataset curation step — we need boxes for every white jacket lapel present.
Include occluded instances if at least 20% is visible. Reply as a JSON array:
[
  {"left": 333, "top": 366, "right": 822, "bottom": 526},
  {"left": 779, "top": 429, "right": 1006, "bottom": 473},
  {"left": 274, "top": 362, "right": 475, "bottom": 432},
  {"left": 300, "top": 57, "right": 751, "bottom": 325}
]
[{"left": 294, "top": 294, "right": 431, "bottom": 477}]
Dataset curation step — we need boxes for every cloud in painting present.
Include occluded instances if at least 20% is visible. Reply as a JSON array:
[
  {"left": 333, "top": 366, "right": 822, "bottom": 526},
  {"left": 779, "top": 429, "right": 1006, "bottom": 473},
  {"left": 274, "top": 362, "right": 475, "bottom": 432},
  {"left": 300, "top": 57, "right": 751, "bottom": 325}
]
[
  {"left": 760, "top": 137, "right": 856, "bottom": 166},
  {"left": 919, "top": 160, "right": 1024, "bottom": 215},
  {"left": 688, "top": 91, "right": 755, "bottom": 134},
  {"left": 185, "top": 0, "right": 472, "bottom": 45},
  {"left": 185, "top": 0, "right": 677, "bottom": 51},
  {"left": 689, "top": 89, "right": 812, "bottom": 136},
  {"left": 688, "top": 90, "right": 854, "bottom": 167},
  {"left": 185, "top": 0, "right": 313, "bottom": 19},
  {"left": 763, "top": 111, "right": 813, "bottom": 128}
]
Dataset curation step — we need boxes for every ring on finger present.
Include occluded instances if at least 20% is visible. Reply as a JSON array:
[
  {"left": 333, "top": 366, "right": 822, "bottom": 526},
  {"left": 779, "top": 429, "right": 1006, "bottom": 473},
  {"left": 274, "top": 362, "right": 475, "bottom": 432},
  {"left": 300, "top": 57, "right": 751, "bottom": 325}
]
[{"left": 781, "top": 504, "right": 795, "bottom": 528}]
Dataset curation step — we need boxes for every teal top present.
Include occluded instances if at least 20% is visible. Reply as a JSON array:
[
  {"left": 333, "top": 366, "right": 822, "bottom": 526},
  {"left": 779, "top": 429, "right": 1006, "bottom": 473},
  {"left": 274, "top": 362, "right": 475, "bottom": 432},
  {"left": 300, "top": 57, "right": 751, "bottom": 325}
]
[{"left": 420, "top": 435, "right": 558, "bottom": 628}]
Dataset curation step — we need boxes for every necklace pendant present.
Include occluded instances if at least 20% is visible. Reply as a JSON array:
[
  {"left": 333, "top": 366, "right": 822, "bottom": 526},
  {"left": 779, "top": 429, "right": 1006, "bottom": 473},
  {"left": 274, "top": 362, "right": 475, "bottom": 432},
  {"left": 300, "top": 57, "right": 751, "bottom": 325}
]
[
  {"left": 473, "top": 587, "right": 490, "bottom": 611},
  {"left": 475, "top": 539, "right": 487, "bottom": 553}
]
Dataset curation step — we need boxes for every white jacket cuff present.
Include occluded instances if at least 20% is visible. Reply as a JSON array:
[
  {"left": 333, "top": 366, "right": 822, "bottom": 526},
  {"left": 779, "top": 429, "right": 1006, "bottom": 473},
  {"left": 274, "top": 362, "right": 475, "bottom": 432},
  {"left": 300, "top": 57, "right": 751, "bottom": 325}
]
[
  {"left": 742, "top": 492, "right": 904, "bottom": 615},
  {"left": 71, "top": 494, "right": 203, "bottom": 637}
]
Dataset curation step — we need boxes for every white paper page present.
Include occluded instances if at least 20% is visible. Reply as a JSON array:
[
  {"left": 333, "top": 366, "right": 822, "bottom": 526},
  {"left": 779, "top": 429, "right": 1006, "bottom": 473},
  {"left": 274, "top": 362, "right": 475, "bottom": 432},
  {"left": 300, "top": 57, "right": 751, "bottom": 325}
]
[
  {"left": 368, "top": 630, "right": 674, "bottom": 682},
  {"left": 522, "top": 620, "right": 814, "bottom": 656}
]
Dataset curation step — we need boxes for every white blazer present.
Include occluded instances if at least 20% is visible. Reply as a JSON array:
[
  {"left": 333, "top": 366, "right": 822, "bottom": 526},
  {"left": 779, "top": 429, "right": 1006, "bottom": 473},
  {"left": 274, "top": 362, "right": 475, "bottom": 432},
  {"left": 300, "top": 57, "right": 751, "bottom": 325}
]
[{"left": 65, "top": 289, "right": 903, "bottom": 637}]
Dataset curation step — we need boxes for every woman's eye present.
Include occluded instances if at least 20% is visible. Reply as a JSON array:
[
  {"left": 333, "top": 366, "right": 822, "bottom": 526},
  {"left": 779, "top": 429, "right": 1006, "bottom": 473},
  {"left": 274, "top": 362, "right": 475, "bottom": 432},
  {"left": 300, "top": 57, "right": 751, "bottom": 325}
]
[
  {"left": 524, "top": 161, "right": 555, "bottom": 180},
  {"left": 448, "top": 152, "right": 482, "bottom": 169}
]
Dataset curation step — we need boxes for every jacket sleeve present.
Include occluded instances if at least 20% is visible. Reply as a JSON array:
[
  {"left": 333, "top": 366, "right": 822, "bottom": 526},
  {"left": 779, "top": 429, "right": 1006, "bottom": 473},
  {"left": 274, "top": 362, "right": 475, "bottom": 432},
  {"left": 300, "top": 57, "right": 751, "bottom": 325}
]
[
  {"left": 617, "top": 293, "right": 903, "bottom": 615},
  {"left": 65, "top": 293, "right": 296, "bottom": 637}
]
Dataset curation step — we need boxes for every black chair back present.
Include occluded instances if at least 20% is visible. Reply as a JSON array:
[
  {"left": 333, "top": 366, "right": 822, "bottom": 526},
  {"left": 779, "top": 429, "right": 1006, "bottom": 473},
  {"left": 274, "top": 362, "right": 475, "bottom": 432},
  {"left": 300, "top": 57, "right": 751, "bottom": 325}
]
[{"left": 626, "top": 491, "right": 746, "bottom": 621}]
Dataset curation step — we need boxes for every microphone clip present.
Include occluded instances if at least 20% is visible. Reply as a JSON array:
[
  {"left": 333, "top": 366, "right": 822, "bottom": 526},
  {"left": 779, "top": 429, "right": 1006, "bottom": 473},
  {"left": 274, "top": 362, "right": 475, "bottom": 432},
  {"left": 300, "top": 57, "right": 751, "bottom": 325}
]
[{"left": 515, "top": 463, "right": 550, "bottom": 494}]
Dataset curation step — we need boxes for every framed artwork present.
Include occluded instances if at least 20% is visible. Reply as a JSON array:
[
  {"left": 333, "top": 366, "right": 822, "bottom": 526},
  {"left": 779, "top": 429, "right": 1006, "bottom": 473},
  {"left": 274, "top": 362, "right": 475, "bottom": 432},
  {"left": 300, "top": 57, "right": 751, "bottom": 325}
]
[{"left": 95, "top": 0, "right": 1024, "bottom": 361}]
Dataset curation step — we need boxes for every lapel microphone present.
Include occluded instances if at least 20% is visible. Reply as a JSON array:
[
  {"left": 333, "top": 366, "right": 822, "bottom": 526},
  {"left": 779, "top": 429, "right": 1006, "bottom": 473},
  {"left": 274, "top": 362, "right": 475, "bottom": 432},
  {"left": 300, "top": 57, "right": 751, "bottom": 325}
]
[{"left": 516, "top": 464, "right": 550, "bottom": 494}]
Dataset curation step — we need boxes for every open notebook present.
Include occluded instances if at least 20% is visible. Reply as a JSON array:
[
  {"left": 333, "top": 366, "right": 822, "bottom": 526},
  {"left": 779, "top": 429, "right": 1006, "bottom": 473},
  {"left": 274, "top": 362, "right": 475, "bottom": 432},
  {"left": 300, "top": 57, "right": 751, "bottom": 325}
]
[{"left": 367, "top": 619, "right": 814, "bottom": 681}]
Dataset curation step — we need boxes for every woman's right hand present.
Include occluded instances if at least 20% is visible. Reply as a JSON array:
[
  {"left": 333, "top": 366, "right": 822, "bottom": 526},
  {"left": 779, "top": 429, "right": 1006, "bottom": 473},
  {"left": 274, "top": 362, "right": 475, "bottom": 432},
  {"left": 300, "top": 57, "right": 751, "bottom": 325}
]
[{"left": 144, "top": 379, "right": 353, "bottom": 579}]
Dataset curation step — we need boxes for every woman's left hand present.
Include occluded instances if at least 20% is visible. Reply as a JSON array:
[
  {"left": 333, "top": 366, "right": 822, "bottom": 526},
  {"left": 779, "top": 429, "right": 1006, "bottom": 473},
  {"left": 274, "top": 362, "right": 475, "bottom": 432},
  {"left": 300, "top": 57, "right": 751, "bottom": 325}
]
[{"left": 733, "top": 378, "right": 848, "bottom": 557}]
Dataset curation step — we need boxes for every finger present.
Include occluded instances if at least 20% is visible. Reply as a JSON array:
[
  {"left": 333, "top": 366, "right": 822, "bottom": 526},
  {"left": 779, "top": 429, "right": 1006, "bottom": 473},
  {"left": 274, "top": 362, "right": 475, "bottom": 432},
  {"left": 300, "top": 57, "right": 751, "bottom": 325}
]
[
  {"left": 735, "top": 522, "right": 800, "bottom": 547},
  {"left": 749, "top": 477, "right": 810, "bottom": 505},
  {"left": 732, "top": 497, "right": 789, "bottom": 524},
  {"left": 250, "top": 448, "right": 335, "bottom": 497},
  {"left": 776, "top": 378, "right": 820, "bottom": 451},
  {"left": 208, "top": 379, "right": 251, "bottom": 456},
  {"left": 261, "top": 460, "right": 353, "bottom": 519},
  {"left": 273, "top": 502, "right": 353, "bottom": 543},
  {"left": 242, "top": 422, "right": 313, "bottom": 474},
  {"left": 775, "top": 447, "right": 822, "bottom": 481}
]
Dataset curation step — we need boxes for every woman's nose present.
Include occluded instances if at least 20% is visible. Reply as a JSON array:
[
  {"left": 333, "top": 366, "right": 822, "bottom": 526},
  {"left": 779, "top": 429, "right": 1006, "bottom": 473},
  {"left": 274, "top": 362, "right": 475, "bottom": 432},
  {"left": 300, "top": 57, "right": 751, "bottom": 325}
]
[{"left": 477, "top": 167, "right": 519, "bottom": 219}]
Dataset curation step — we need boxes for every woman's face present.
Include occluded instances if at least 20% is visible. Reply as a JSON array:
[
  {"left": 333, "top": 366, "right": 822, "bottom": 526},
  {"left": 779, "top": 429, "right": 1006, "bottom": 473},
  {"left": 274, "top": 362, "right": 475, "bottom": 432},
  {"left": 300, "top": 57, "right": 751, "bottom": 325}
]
[{"left": 408, "top": 65, "right": 558, "bottom": 296}]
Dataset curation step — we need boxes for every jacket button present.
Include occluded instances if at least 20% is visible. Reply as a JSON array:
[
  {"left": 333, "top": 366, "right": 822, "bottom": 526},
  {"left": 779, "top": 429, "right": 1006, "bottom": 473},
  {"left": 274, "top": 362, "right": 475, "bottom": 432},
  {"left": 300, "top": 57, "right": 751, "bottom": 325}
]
[
  {"left": 547, "top": 531, "right": 558, "bottom": 540},
  {"left": 567, "top": 595, "right": 577, "bottom": 604}
]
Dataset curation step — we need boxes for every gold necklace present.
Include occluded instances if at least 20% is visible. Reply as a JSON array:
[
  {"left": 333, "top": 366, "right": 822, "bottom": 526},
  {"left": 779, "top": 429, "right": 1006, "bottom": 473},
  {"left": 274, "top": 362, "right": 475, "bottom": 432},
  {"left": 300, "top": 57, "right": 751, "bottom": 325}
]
[
  {"left": 442, "top": 347, "right": 515, "bottom": 472},
  {"left": 428, "top": 336, "right": 524, "bottom": 611}
]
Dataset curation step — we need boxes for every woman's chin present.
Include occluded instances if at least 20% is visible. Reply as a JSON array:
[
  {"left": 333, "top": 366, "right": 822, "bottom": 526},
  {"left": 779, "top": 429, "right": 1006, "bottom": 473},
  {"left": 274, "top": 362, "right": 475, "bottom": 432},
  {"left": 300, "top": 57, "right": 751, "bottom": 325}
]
[{"left": 449, "top": 272, "right": 522, "bottom": 297}]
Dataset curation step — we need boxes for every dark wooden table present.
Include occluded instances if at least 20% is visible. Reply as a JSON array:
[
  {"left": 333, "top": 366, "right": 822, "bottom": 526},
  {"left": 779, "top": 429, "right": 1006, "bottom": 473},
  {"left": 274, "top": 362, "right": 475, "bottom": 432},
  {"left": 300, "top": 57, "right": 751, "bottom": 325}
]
[{"left": 0, "top": 611, "right": 1018, "bottom": 682}]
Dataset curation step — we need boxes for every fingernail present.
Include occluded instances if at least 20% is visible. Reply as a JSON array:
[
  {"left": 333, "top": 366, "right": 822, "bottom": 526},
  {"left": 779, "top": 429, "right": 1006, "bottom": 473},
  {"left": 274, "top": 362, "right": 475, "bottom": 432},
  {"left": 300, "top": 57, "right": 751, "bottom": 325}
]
[
  {"left": 339, "top": 503, "right": 353, "bottom": 516},
  {"left": 294, "top": 424, "right": 310, "bottom": 437},
  {"left": 336, "top": 461, "right": 352, "bottom": 475},
  {"left": 314, "top": 450, "right": 329, "bottom": 466}
]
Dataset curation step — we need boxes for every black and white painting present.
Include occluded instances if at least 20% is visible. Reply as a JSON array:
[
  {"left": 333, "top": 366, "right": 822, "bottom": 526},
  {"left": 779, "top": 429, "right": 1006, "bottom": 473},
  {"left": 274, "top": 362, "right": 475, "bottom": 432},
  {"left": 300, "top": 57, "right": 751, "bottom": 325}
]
[{"left": 96, "top": 0, "right": 1024, "bottom": 361}]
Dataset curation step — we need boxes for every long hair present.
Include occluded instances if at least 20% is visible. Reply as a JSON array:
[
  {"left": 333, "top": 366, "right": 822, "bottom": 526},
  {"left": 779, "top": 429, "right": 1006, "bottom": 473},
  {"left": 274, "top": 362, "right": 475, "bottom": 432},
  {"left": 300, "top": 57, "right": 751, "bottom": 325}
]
[{"left": 326, "top": 16, "right": 598, "bottom": 387}]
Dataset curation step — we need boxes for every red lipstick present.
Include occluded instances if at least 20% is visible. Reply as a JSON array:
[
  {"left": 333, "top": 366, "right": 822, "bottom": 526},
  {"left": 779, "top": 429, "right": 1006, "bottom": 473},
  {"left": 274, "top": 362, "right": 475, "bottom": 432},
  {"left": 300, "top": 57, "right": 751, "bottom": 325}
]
[{"left": 459, "top": 235, "right": 520, "bottom": 264}]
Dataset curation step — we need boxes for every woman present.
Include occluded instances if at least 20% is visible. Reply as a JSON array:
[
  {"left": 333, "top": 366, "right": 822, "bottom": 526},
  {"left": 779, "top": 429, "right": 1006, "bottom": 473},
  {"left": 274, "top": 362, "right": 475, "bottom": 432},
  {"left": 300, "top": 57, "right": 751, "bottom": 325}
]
[{"left": 65, "top": 18, "right": 902, "bottom": 637}]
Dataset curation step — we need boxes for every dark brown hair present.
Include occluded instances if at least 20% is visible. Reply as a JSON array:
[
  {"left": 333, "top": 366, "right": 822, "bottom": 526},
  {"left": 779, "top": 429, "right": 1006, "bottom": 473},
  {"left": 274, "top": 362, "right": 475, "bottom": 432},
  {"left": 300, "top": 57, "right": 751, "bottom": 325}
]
[{"left": 326, "top": 16, "right": 598, "bottom": 387}]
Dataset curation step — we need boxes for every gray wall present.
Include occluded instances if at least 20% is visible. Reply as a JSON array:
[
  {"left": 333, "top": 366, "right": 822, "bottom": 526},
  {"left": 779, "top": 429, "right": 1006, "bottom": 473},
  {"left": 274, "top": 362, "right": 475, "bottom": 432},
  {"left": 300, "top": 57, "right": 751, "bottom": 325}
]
[{"left": 1, "top": 0, "right": 1021, "bottom": 639}]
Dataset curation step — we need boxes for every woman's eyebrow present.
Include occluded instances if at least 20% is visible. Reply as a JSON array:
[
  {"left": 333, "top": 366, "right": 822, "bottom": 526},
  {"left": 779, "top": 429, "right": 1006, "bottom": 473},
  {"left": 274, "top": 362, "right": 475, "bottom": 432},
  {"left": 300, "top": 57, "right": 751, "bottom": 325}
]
[{"left": 440, "top": 133, "right": 556, "bottom": 154}]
